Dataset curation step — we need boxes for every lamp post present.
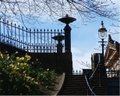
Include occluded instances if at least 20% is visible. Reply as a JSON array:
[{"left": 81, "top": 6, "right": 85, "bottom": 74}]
[
  {"left": 98, "top": 21, "right": 107, "bottom": 74},
  {"left": 95, "top": 21, "right": 108, "bottom": 94}
]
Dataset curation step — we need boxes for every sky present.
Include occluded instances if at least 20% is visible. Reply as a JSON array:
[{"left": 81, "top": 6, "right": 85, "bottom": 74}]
[
  {"left": 20, "top": 0, "right": 119, "bottom": 71},
  {"left": 1, "top": 0, "right": 119, "bottom": 71},
  {"left": 24, "top": 16, "right": 120, "bottom": 71},
  {"left": 71, "top": 18, "right": 120, "bottom": 71}
]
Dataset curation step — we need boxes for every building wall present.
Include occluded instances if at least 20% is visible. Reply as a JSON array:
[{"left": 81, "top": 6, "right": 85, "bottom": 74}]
[{"left": 105, "top": 35, "right": 120, "bottom": 71}]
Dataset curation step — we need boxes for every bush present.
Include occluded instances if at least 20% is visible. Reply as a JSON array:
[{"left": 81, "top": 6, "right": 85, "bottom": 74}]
[{"left": 0, "top": 51, "right": 56, "bottom": 95}]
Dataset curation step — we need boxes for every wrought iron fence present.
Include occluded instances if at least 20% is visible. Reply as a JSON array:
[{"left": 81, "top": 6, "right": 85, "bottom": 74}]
[{"left": 0, "top": 19, "right": 65, "bottom": 53}]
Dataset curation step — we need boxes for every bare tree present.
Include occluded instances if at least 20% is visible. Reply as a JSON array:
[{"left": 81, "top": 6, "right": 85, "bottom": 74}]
[
  {"left": 0, "top": 0, "right": 119, "bottom": 23},
  {"left": 76, "top": 59, "right": 91, "bottom": 68}
]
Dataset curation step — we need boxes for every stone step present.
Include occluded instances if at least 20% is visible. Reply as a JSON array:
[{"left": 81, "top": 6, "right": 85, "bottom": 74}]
[
  {"left": 59, "top": 91, "right": 88, "bottom": 95},
  {"left": 58, "top": 75, "right": 89, "bottom": 95}
]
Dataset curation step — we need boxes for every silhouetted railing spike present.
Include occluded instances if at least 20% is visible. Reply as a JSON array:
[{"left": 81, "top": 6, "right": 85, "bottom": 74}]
[
  {"left": 14, "top": 23, "right": 16, "bottom": 26},
  {"left": 22, "top": 26, "right": 24, "bottom": 30},
  {"left": 44, "top": 29, "right": 45, "bottom": 32},
  {"left": 10, "top": 22, "right": 13, "bottom": 26},
  {"left": 3, "top": 19, "right": 5, "bottom": 22},
  {"left": 18, "top": 25, "right": 20, "bottom": 28},
  {"left": 40, "top": 29, "right": 42, "bottom": 32},
  {"left": 26, "top": 28, "right": 28, "bottom": 30},
  {"left": 37, "top": 29, "right": 39, "bottom": 32},
  {"left": 50, "top": 29, "right": 52, "bottom": 32}
]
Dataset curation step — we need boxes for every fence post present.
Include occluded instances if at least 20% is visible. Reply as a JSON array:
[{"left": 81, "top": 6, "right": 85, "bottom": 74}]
[{"left": 58, "top": 14, "right": 76, "bottom": 53}]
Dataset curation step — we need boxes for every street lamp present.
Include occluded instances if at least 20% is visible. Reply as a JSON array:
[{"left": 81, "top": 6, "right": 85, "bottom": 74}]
[
  {"left": 98, "top": 21, "right": 107, "bottom": 40},
  {"left": 98, "top": 21, "right": 107, "bottom": 73}
]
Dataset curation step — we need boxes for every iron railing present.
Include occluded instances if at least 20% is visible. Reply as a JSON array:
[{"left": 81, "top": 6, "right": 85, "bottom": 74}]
[
  {"left": 85, "top": 75, "right": 96, "bottom": 96},
  {"left": 72, "top": 70, "right": 83, "bottom": 75},
  {"left": 106, "top": 70, "right": 119, "bottom": 78},
  {"left": 0, "top": 19, "right": 65, "bottom": 53},
  {"left": 89, "top": 62, "right": 99, "bottom": 79}
]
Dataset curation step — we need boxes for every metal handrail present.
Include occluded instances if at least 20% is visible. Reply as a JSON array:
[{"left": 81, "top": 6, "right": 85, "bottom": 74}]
[
  {"left": 90, "top": 53, "right": 102, "bottom": 79},
  {"left": 85, "top": 75, "right": 96, "bottom": 96},
  {"left": 89, "top": 63, "right": 99, "bottom": 80}
]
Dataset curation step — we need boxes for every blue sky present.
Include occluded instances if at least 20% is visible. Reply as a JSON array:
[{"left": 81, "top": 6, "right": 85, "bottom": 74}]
[
  {"left": 71, "top": 17, "right": 120, "bottom": 71},
  {"left": 3, "top": 0, "right": 119, "bottom": 71},
  {"left": 23, "top": 16, "right": 119, "bottom": 71}
]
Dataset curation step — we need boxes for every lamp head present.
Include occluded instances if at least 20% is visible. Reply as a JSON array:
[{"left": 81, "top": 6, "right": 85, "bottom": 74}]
[{"left": 98, "top": 21, "right": 107, "bottom": 39}]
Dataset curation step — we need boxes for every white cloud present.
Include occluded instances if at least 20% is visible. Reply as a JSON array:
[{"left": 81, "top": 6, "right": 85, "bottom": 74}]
[{"left": 72, "top": 47, "right": 92, "bottom": 71}]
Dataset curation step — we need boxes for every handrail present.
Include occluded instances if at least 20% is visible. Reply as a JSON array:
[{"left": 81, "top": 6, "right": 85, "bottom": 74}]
[
  {"left": 89, "top": 62, "right": 99, "bottom": 80},
  {"left": 90, "top": 53, "right": 102, "bottom": 79},
  {"left": 84, "top": 75, "right": 96, "bottom": 96}
]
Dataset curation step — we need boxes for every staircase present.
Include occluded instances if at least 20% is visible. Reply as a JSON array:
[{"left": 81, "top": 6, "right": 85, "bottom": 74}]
[{"left": 58, "top": 75, "right": 89, "bottom": 95}]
